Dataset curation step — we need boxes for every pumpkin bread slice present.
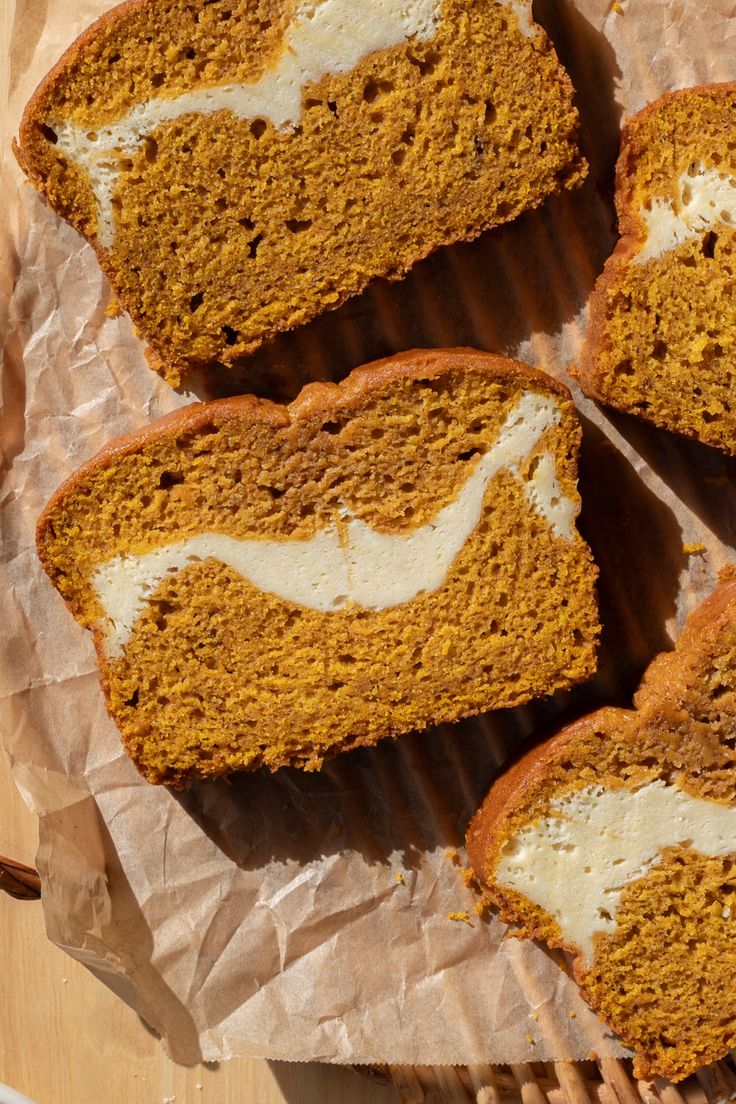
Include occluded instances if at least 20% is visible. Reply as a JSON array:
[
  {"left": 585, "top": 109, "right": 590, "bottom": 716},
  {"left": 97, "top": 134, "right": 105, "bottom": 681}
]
[
  {"left": 38, "top": 349, "right": 599, "bottom": 785},
  {"left": 17, "top": 0, "right": 585, "bottom": 385},
  {"left": 468, "top": 576, "right": 736, "bottom": 1081}
]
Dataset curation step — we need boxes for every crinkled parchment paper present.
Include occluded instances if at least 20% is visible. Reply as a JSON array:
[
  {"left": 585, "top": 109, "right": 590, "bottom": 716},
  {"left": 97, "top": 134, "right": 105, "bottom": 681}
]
[{"left": 3, "top": 0, "right": 736, "bottom": 1067}]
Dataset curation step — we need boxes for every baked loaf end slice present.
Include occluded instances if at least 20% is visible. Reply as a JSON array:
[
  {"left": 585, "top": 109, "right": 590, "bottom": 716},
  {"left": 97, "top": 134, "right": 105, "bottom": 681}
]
[
  {"left": 16, "top": 0, "right": 585, "bottom": 386},
  {"left": 38, "top": 349, "right": 599, "bottom": 786},
  {"left": 467, "top": 576, "right": 736, "bottom": 1082},
  {"left": 577, "top": 83, "right": 736, "bottom": 455}
]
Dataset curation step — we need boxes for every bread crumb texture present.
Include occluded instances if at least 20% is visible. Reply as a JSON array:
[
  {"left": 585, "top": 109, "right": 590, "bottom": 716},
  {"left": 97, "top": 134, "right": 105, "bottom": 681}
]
[
  {"left": 17, "top": 0, "right": 585, "bottom": 384},
  {"left": 578, "top": 84, "right": 736, "bottom": 455},
  {"left": 468, "top": 577, "right": 736, "bottom": 1081},
  {"left": 37, "top": 350, "right": 599, "bottom": 786}
]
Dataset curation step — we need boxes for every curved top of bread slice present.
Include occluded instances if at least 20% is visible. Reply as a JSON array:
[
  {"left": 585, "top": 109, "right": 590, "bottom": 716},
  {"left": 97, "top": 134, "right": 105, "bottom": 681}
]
[
  {"left": 16, "top": 0, "right": 585, "bottom": 385},
  {"left": 468, "top": 574, "right": 736, "bottom": 1082},
  {"left": 577, "top": 82, "right": 736, "bottom": 455},
  {"left": 38, "top": 347, "right": 572, "bottom": 595},
  {"left": 37, "top": 348, "right": 600, "bottom": 785}
]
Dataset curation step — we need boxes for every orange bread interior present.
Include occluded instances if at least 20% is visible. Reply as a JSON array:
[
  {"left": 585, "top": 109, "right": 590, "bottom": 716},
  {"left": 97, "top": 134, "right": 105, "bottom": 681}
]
[
  {"left": 17, "top": 0, "right": 585, "bottom": 384},
  {"left": 468, "top": 576, "right": 736, "bottom": 1081},
  {"left": 578, "top": 83, "right": 736, "bottom": 455},
  {"left": 38, "top": 349, "right": 599, "bottom": 785}
]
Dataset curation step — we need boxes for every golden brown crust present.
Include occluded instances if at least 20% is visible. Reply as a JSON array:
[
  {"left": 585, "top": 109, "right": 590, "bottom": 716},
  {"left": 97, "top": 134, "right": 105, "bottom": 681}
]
[
  {"left": 467, "top": 578, "right": 736, "bottom": 1081},
  {"left": 466, "top": 712, "right": 604, "bottom": 883},
  {"left": 36, "top": 347, "right": 568, "bottom": 561},
  {"left": 15, "top": 0, "right": 294, "bottom": 180},
  {"left": 610, "top": 82, "right": 736, "bottom": 235},
  {"left": 469, "top": 579, "right": 736, "bottom": 874},
  {"left": 14, "top": 0, "right": 139, "bottom": 189},
  {"left": 576, "top": 83, "right": 736, "bottom": 455}
]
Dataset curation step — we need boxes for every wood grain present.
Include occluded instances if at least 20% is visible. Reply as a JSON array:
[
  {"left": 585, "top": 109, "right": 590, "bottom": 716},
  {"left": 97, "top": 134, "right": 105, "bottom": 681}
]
[{"left": 0, "top": 754, "right": 400, "bottom": 1104}]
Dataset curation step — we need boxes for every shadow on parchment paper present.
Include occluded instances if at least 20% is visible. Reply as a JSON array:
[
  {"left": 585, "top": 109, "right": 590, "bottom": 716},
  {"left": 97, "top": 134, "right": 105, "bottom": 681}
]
[
  {"left": 534, "top": 0, "right": 624, "bottom": 194},
  {"left": 173, "top": 692, "right": 588, "bottom": 875},
  {"left": 39, "top": 798, "right": 204, "bottom": 1064},
  {"left": 577, "top": 412, "right": 687, "bottom": 703},
  {"left": 599, "top": 408, "right": 736, "bottom": 553}
]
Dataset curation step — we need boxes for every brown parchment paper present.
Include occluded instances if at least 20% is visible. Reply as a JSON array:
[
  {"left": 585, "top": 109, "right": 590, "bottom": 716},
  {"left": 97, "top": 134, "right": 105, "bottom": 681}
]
[{"left": 3, "top": 0, "right": 736, "bottom": 1068}]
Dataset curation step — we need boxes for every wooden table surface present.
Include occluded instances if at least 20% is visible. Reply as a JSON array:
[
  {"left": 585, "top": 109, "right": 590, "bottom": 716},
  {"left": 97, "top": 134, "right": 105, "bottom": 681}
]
[{"left": 0, "top": 756, "right": 401, "bottom": 1104}]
